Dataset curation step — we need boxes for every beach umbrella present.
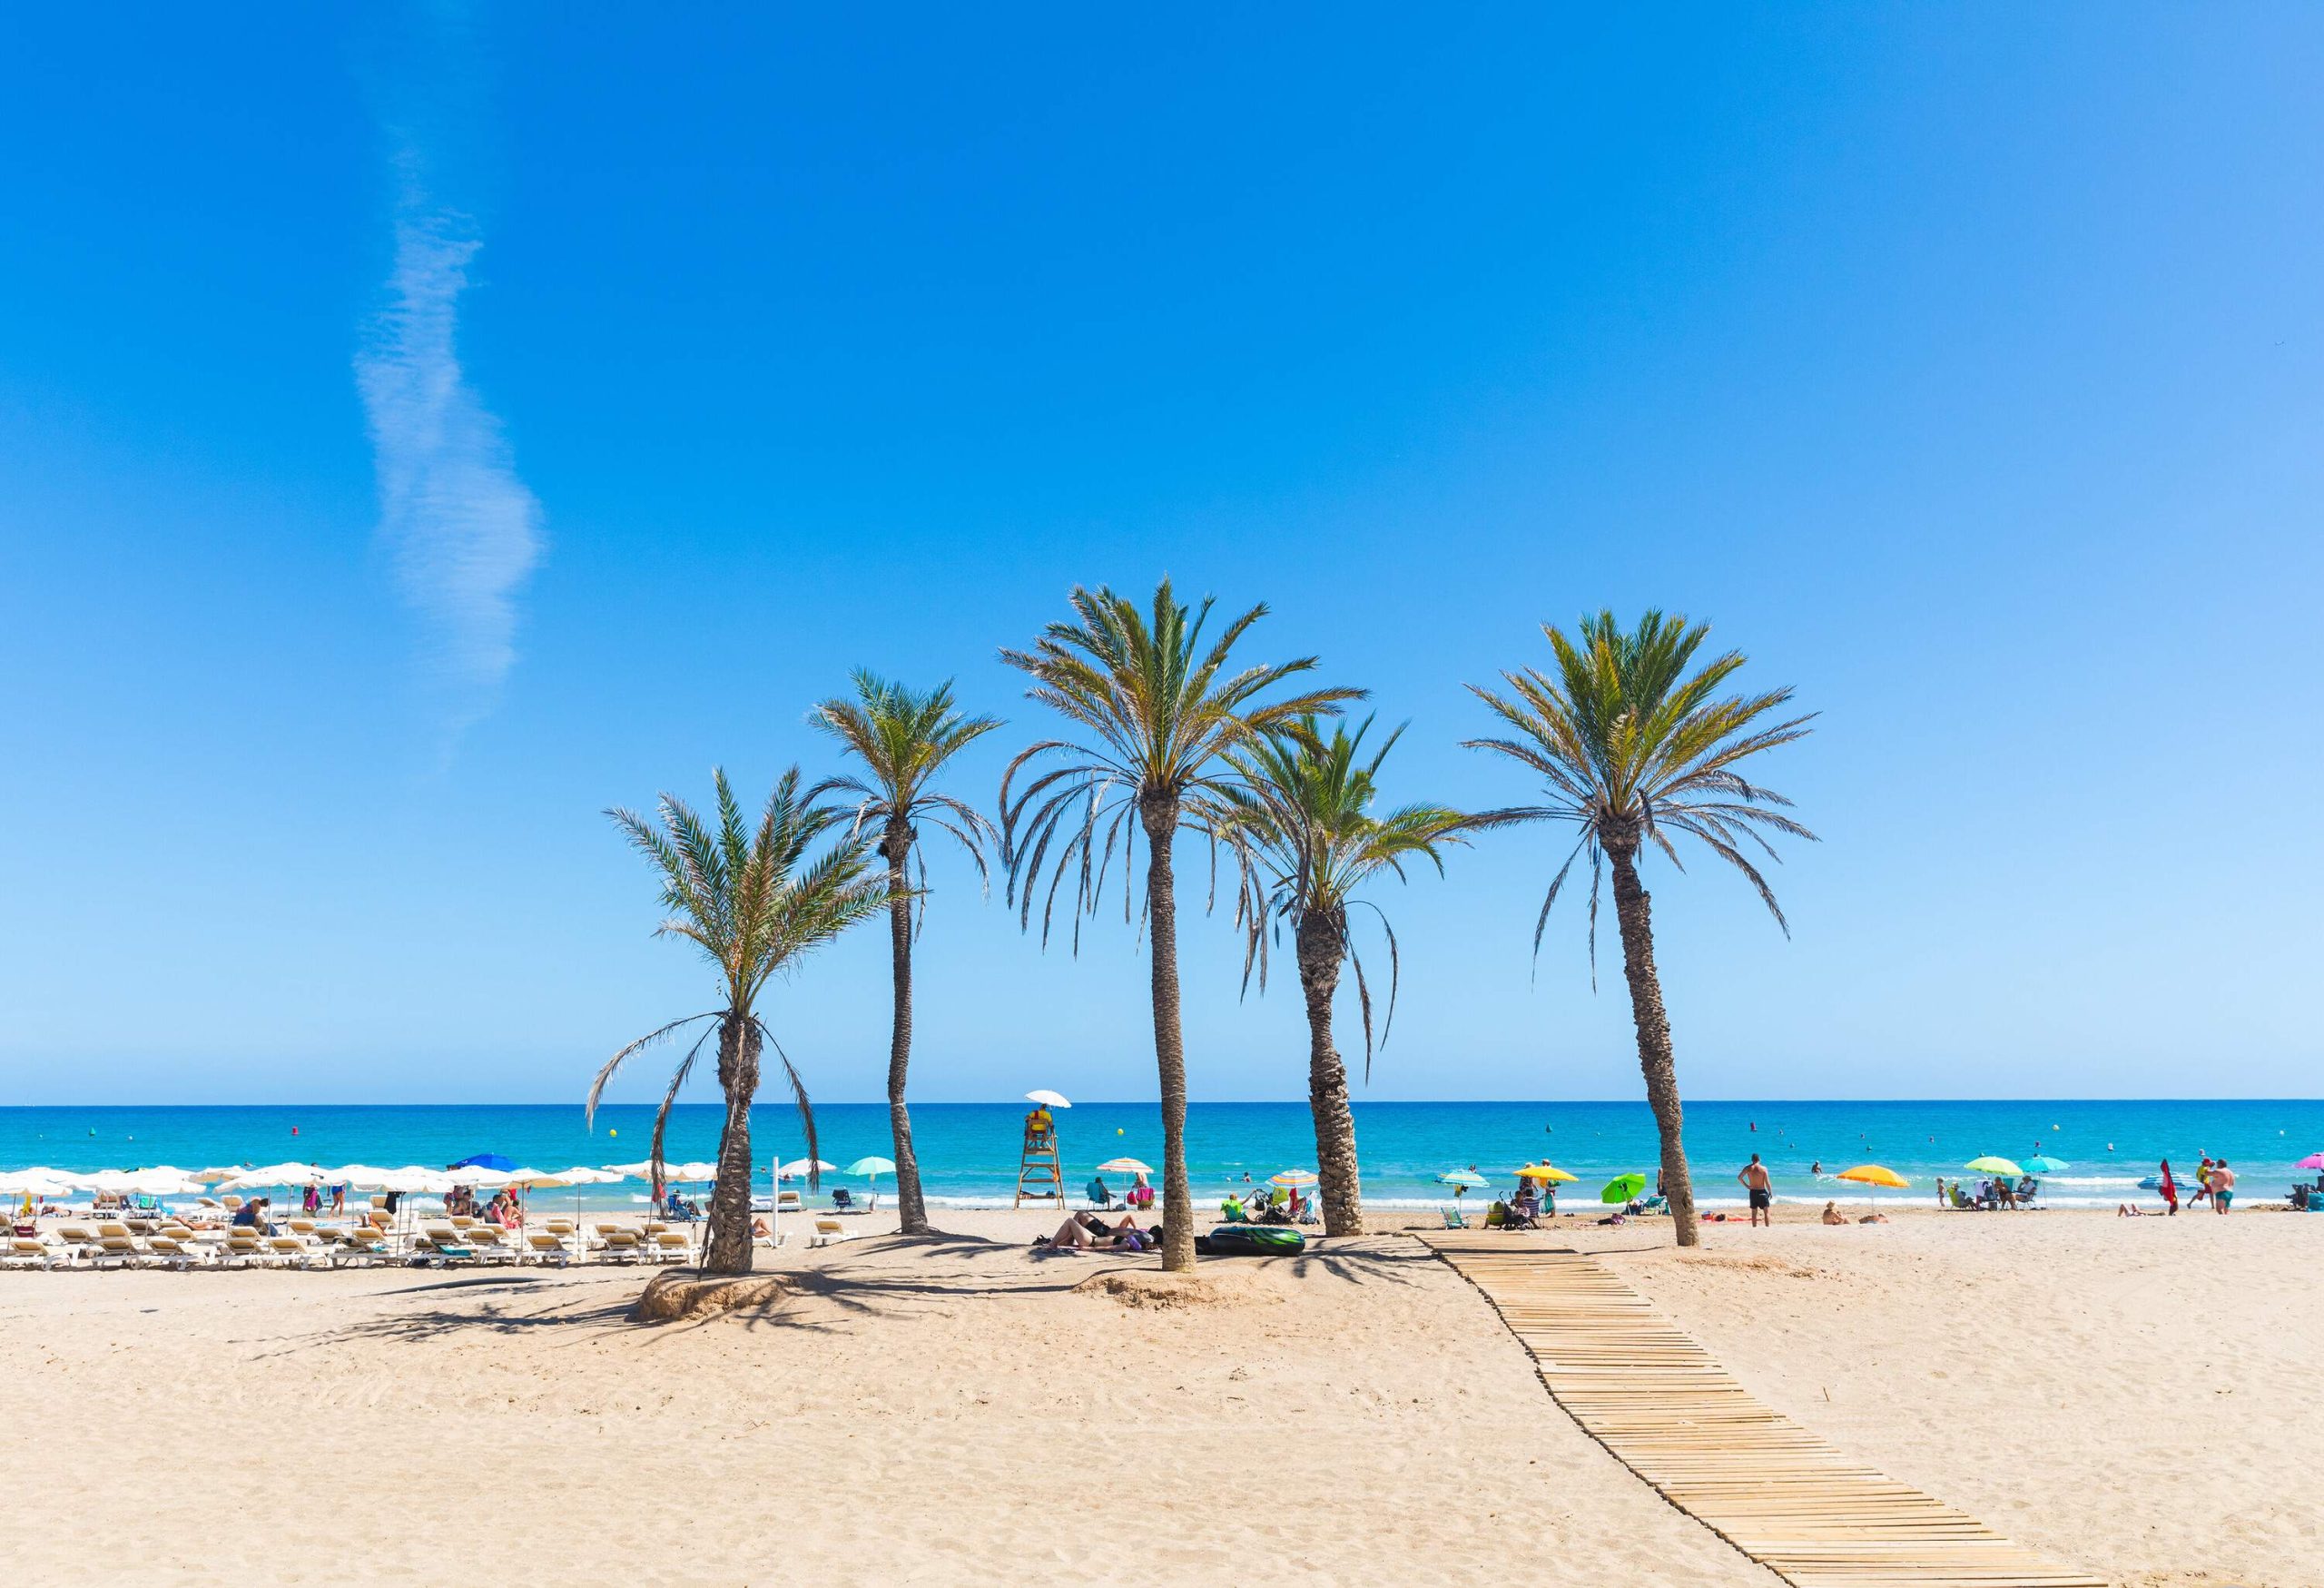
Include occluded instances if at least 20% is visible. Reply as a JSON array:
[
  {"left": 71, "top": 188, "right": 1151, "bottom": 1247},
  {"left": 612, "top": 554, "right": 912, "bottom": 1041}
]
[
  {"left": 554, "top": 1166, "right": 625, "bottom": 1185},
  {"left": 667, "top": 1162, "right": 720, "bottom": 1182},
  {"left": 2021, "top": 1155, "right": 2068, "bottom": 1174},
  {"left": 1835, "top": 1164, "right": 1911, "bottom": 1189},
  {"left": 1266, "top": 1169, "right": 1318, "bottom": 1189},
  {"left": 1962, "top": 1156, "right": 2023, "bottom": 1178},
  {"left": 451, "top": 1153, "right": 516, "bottom": 1172},
  {"left": 220, "top": 1161, "right": 329, "bottom": 1189},
  {"left": 190, "top": 1166, "right": 247, "bottom": 1185},
  {"left": 1095, "top": 1158, "right": 1152, "bottom": 1175},
  {"left": 777, "top": 1158, "right": 837, "bottom": 1177},
  {"left": 123, "top": 1168, "right": 205, "bottom": 1197},
  {"left": 1025, "top": 1090, "right": 1071, "bottom": 1110},
  {"left": 0, "top": 1168, "right": 75, "bottom": 1198},
  {"left": 1436, "top": 1169, "right": 1490, "bottom": 1203},
  {"left": 1515, "top": 1161, "right": 1578, "bottom": 1184},
  {"left": 1601, "top": 1172, "right": 1649, "bottom": 1204},
  {"left": 2296, "top": 1152, "right": 2324, "bottom": 1171},
  {"left": 845, "top": 1156, "right": 896, "bottom": 1179}
]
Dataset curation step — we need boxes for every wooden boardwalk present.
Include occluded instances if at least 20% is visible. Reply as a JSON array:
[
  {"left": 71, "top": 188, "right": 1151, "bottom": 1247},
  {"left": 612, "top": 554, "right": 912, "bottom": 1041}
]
[{"left": 1420, "top": 1233, "right": 2106, "bottom": 1588}]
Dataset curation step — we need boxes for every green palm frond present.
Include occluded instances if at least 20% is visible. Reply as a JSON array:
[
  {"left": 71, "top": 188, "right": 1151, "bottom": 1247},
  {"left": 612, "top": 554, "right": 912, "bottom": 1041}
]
[
  {"left": 1465, "top": 609, "right": 1817, "bottom": 977},
  {"left": 1216, "top": 715, "right": 1472, "bottom": 1072},
  {"left": 595, "top": 765, "right": 891, "bottom": 1142},
  {"left": 809, "top": 671, "right": 1000, "bottom": 930},
  {"left": 998, "top": 577, "right": 1365, "bottom": 948}
]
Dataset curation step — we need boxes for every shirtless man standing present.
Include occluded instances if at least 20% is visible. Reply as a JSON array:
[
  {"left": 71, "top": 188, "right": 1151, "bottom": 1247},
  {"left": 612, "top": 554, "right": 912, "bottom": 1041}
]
[
  {"left": 1738, "top": 1154, "right": 1774, "bottom": 1228},
  {"left": 2211, "top": 1159, "right": 2235, "bottom": 1214}
]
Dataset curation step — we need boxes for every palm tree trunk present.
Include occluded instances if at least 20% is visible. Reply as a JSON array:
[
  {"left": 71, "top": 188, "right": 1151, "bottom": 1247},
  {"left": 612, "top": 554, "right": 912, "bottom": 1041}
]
[
  {"left": 1606, "top": 843, "right": 1699, "bottom": 1248},
  {"left": 1295, "top": 910, "right": 1363, "bottom": 1235},
  {"left": 883, "top": 827, "right": 930, "bottom": 1235},
  {"left": 702, "top": 1011, "right": 760, "bottom": 1274},
  {"left": 1141, "top": 794, "right": 1196, "bottom": 1273}
]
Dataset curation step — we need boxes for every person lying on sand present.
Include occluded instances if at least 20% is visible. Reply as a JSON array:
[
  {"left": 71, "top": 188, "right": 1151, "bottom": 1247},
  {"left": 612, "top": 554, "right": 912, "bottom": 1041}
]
[
  {"left": 1038, "top": 1212, "right": 1155, "bottom": 1252},
  {"left": 1857, "top": 1213, "right": 1887, "bottom": 1224}
]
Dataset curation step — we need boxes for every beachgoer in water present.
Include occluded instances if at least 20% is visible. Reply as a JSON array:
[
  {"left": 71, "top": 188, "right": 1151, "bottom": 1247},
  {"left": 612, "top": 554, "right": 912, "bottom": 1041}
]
[
  {"left": 1809, "top": 1160, "right": 1822, "bottom": 1176},
  {"left": 1738, "top": 1154, "right": 1773, "bottom": 1228}
]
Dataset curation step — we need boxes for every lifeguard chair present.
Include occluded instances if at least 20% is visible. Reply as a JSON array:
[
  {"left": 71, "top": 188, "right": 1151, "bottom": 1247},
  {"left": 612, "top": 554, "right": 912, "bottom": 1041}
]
[{"left": 1013, "top": 1098, "right": 1064, "bottom": 1208}]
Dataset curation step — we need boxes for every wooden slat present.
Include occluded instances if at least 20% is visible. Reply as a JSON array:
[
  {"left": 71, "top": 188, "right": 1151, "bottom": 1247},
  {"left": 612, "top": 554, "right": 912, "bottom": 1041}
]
[{"left": 1419, "top": 1233, "right": 2106, "bottom": 1588}]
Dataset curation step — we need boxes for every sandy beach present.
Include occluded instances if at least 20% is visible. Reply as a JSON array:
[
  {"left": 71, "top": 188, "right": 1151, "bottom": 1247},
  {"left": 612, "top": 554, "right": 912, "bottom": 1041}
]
[{"left": 2, "top": 1206, "right": 2315, "bottom": 1588}]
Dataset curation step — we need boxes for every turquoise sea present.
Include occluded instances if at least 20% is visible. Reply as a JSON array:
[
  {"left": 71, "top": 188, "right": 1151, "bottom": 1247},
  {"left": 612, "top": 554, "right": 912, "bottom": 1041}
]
[{"left": 5, "top": 1099, "right": 2319, "bottom": 1210}]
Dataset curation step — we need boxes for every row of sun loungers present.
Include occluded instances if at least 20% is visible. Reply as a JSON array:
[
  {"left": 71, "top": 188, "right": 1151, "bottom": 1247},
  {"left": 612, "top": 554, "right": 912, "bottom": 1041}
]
[{"left": 3, "top": 1217, "right": 705, "bottom": 1271}]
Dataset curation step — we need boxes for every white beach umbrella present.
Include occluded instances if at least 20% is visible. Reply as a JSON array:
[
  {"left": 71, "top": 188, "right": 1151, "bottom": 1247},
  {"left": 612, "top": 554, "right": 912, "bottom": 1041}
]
[
  {"left": 670, "top": 1162, "right": 720, "bottom": 1181},
  {"left": 778, "top": 1158, "right": 837, "bottom": 1178},
  {"left": 223, "top": 1161, "right": 329, "bottom": 1189},
  {"left": 325, "top": 1165, "right": 399, "bottom": 1189},
  {"left": 1025, "top": 1090, "right": 1071, "bottom": 1110},
  {"left": 553, "top": 1167, "right": 625, "bottom": 1185},
  {"left": 190, "top": 1166, "right": 248, "bottom": 1185},
  {"left": 458, "top": 1168, "right": 517, "bottom": 1189},
  {"left": 499, "top": 1168, "right": 572, "bottom": 1189},
  {"left": 124, "top": 1168, "right": 205, "bottom": 1197},
  {"left": 600, "top": 1161, "right": 655, "bottom": 1178},
  {"left": 0, "top": 1169, "right": 76, "bottom": 1197}
]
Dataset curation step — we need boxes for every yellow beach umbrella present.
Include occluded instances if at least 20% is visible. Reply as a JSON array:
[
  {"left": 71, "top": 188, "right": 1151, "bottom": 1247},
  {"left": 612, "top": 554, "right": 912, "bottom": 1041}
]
[
  {"left": 1515, "top": 1161, "right": 1578, "bottom": 1184},
  {"left": 1834, "top": 1164, "right": 1909, "bottom": 1189}
]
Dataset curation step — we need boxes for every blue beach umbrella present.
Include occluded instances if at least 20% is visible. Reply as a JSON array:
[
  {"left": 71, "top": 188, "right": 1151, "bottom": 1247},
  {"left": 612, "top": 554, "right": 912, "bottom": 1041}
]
[
  {"left": 2022, "top": 1155, "right": 2068, "bottom": 1174},
  {"left": 1436, "top": 1169, "right": 1490, "bottom": 1201},
  {"left": 452, "top": 1153, "right": 516, "bottom": 1172}
]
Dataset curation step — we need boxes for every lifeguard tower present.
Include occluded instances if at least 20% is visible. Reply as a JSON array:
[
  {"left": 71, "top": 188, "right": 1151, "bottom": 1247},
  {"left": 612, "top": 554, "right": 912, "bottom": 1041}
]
[{"left": 1013, "top": 1089, "right": 1068, "bottom": 1208}]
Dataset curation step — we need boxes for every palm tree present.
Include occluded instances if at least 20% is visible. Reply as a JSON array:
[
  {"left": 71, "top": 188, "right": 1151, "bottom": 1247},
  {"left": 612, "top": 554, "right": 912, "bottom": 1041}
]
[
  {"left": 810, "top": 671, "right": 1001, "bottom": 1237},
  {"left": 1219, "top": 716, "right": 1471, "bottom": 1236},
  {"left": 590, "top": 768, "right": 890, "bottom": 1275},
  {"left": 1465, "top": 610, "right": 1815, "bottom": 1248},
  {"left": 999, "top": 579, "right": 1362, "bottom": 1272}
]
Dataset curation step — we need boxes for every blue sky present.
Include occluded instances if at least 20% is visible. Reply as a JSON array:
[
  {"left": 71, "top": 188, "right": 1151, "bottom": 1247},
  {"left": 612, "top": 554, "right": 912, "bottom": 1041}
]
[{"left": 2, "top": 6, "right": 2319, "bottom": 1105}]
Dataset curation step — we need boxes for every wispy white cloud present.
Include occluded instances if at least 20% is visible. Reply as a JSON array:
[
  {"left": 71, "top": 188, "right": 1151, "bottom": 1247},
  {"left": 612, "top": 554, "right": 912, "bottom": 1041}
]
[{"left": 356, "top": 174, "right": 542, "bottom": 735}]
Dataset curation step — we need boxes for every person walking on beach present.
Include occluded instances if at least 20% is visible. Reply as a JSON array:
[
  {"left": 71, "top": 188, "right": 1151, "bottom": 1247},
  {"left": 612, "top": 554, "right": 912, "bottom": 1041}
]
[
  {"left": 2188, "top": 1156, "right": 2214, "bottom": 1210},
  {"left": 1738, "top": 1154, "right": 1773, "bottom": 1228},
  {"left": 2211, "top": 1159, "right": 2235, "bottom": 1213},
  {"left": 2158, "top": 1159, "right": 2180, "bottom": 1214}
]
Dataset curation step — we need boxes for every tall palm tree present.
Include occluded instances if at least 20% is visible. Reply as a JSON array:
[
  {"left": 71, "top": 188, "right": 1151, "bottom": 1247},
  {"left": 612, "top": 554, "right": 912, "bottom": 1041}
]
[
  {"left": 999, "top": 579, "right": 1362, "bottom": 1272},
  {"left": 1219, "top": 716, "right": 1471, "bottom": 1236},
  {"left": 810, "top": 671, "right": 1001, "bottom": 1237},
  {"left": 589, "top": 768, "right": 890, "bottom": 1275},
  {"left": 1465, "top": 611, "right": 1815, "bottom": 1248}
]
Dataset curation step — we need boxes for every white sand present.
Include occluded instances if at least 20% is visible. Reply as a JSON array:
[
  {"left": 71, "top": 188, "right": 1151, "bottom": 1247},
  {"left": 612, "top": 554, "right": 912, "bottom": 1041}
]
[{"left": 2, "top": 1205, "right": 2316, "bottom": 1586}]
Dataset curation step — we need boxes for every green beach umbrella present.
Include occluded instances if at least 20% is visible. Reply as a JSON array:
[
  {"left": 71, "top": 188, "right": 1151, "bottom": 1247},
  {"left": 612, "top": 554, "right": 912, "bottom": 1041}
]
[
  {"left": 844, "top": 1156, "right": 896, "bottom": 1180},
  {"left": 1601, "top": 1172, "right": 1648, "bottom": 1205},
  {"left": 1437, "top": 1169, "right": 1489, "bottom": 1201},
  {"left": 1963, "top": 1156, "right": 2023, "bottom": 1177},
  {"left": 2021, "top": 1155, "right": 2068, "bottom": 1173}
]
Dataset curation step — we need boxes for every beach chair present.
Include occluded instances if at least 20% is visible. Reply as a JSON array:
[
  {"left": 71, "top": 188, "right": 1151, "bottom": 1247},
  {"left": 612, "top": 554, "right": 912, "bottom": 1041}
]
[
  {"left": 419, "top": 1226, "right": 478, "bottom": 1266},
  {"left": 649, "top": 1230, "right": 693, "bottom": 1264},
  {"left": 143, "top": 1233, "right": 202, "bottom": 1270},
  {"left": 91, "top": 1222, "right": 146, "bottom": 1269},
  {"left": 1441, "top": 1207, "right": 1469, "bottom": 1229},
  {"left": 594, "top": 1228, "right": 644, "bottom": 1265},
  {"left": 523, "top": 1231, "right": 572, "bottom": 1267},
  {"left": 3, "top": 1236, "right": 68, "bottom": 1269},
  {"left": 776, "top": 1190, "right": 802, "bottom": 1214},
  {"left": 463, "top": 1227, "right": 519, "bottom": 1265},
  {"left": 830, "top": 1188, "right": 856, "bottom": 1213},
  {"left": 809, "top": 1217, "right": 848, "bottom": 1248},
  {"left": 265, "top": 1235, "right": 328, "bottom": 1269},
  {"left": 334, "top": 1227, "right": 389, "bottom": 1267}
]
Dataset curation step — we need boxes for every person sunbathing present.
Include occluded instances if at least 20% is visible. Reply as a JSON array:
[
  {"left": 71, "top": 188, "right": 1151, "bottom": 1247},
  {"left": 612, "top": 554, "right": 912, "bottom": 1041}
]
[
  {"left": 1821, "top": 1201, "right": 1848, "bottom": 1226},
  {"left": 1040, "top": 1211, "right": 1143, "bottom": 1251}
]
